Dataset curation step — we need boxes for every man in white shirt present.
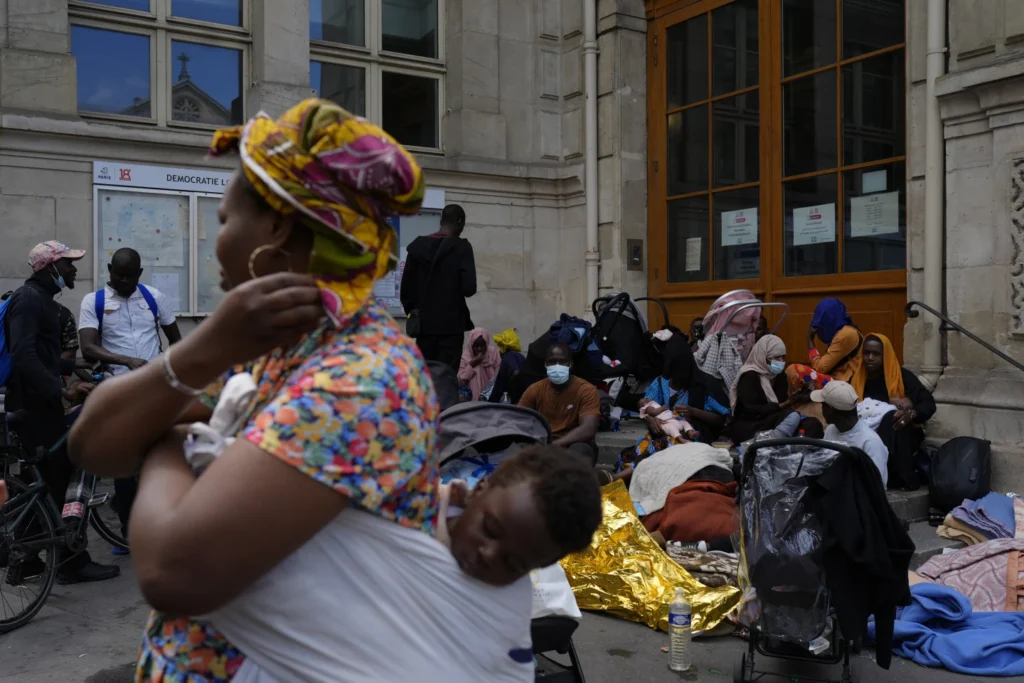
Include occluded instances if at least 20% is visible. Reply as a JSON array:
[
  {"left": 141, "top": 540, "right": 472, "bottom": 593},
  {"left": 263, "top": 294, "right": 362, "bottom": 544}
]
[
  {"left": 812, "top": 380, "right": 890, "bottom": 487},
  {"left": 79, "top": 248, "right": 181, "bottom": 375}
]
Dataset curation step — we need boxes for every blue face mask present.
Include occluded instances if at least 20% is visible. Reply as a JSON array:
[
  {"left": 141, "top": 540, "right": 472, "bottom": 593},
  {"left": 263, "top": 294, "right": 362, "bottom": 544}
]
[
  {"left": 546, "top": 364, "right": 571, "bottom": 386},
  {"left": 50, "top": 266, "right": 66, "bottom": 291},
  {"left": 768, "top": 360, "right": 786, "bottom": 376}
]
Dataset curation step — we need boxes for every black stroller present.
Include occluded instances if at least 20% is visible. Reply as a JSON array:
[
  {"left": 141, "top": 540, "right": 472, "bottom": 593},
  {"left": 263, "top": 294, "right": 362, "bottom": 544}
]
[
  {"left": 437, "top": 402, "right": 586, "bottom": 683},
  {"left": 735, "top": 438, "right": 861, "bottom": 683}
]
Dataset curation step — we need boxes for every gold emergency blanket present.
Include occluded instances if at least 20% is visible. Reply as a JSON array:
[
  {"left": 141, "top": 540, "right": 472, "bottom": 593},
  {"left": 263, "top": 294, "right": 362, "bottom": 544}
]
[{"left": 560, "top": 481, "right": 740, "bottom": 632}]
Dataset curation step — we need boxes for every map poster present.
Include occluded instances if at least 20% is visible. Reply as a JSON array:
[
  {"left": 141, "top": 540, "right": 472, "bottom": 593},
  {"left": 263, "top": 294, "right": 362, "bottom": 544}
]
[
  {"left": 850, "top": 192, "right": 900, "bottom": 239},
  {"left": 792, "top": 203, "right": 836, "bottom": 246},
  {"left": 720, "top": 207, "right": 759, "bottom": 247}
]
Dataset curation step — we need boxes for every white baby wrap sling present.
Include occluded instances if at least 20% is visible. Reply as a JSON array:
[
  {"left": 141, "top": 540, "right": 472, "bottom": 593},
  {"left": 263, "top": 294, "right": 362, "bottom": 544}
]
[{"left": 186, "top": 374, "right": 534, "bottom": 683}]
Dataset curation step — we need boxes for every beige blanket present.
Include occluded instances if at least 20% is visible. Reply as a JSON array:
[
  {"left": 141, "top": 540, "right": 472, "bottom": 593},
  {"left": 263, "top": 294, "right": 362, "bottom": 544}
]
[{"left": 628, "top": 443, "right": 733, "bottom": 516}]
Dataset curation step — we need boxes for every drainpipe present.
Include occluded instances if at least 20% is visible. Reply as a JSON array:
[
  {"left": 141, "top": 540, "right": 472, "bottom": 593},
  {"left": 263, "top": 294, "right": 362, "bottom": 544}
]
[
  {"left": 584, "top": 0, "right": 600, "bottom": 310},
  {"left": 921, "top": 0, "right": 947, "bottom": 390}
]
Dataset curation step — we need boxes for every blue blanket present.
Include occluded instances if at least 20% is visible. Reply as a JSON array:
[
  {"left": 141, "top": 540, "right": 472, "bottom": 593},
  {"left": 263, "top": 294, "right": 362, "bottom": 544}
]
[
  {"left": 868, "top": 583, "right": 1024, "bottom": 676},
  {"left": 952, "top": 493, "right": 1015, "bottom": 540}
]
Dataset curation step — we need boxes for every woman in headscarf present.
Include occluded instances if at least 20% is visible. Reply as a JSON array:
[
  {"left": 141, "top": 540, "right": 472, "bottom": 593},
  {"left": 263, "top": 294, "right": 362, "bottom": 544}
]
[
  {"left": 724, "top": 335, "right": 820, "bottom": 444},
  {"left": 486, "top": 328, "right": 527, "bottom": 403},
  {"left": 615, "top": 343, "right": 731, "bottom": 472},
  {"left": 852, "top": 333, "right": 936, "bottom": 490},
  {"left": 68, "top": 101, "right": 532, "bottom": 683},
  {"left": 805, "top": 297, "right": 863, "bottom": 380},
  {"left": 457, "top": 328, "right": 501, "bottom": 400}
]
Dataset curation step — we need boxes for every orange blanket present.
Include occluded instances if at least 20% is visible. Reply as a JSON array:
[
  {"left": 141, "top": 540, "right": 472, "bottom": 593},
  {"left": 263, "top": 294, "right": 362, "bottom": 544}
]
[{"left": 642, "top": 480, "right": 739, "bottom": 544}]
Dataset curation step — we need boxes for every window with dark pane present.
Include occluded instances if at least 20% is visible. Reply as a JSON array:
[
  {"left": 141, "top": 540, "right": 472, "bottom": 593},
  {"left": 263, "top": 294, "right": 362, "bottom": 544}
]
[
  {"left": 714, "top": 186, "right": 760, "bottom": 280},
  {"left": 714, "top": 90, "right": 759, "bottom": 187},
  {"left": 667, "top": 14, "right": 708, "bottom": 110},
  {"left": 784, "top": 173, "right": 838, "bottom": 277},
  {"left": 783, "top": 70, "right": 837, "bottom": 177},
  {"left": 310, "top": 61, "right": 366, "bottom": 117},
  {"left": 843, "top": 50, "right": 905, "bottom": 165},
  {"left": 844, "top": 162, "right": 906, "bottom": 273},
  {"left": 310, "top": 0, "right": 365, "bottom": 47},
  {"left": 782, "top": 0, "right": 837, "bottom": 77},
  {"left": 172, "top": 0, "right": 241, "bottom": 27},
  {"left": 382, "top": 72, "right": 438, "bottom": 147},
  {"left": 712, "top": 0, "right": 758, "bottom": 96},
  {"left": 668, "top": 105, "right": 709, "bottom": 196},
  {"left": 382, "top": 0, "right": 437, "bottom": 59},
  {"left": 843, "top": 0, "right": 904, "bottom": 59},
  {"left": 668, "top": 196, "right": 710, "bottom": 283}
]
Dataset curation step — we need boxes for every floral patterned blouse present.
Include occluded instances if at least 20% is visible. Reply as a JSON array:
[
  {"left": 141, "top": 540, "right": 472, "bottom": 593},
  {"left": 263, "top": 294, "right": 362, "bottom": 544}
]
[{"left": 135, "top": 301, "right": 439, "bottom": 682}]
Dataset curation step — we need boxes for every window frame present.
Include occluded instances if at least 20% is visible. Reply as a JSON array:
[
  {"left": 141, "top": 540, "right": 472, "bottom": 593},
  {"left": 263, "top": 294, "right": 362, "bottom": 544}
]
[
  {"left": 310, "top": 0, "right": 446, "bottom": 152},
  {"left": 70, "top": 0, "right": 250, "bottom": 131},
  {"left": 647, "top": 0, "right": 907, "bottom": 299}
]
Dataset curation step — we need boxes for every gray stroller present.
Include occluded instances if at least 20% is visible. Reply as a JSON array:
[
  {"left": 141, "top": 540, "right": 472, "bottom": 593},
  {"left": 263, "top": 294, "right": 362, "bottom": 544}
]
[{"left": 438, "top": 402, "right": 586, "bottom": 683}]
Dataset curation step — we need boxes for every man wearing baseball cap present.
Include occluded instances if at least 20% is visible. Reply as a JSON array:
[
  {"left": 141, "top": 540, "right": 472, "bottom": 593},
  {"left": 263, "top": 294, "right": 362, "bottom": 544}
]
[
  {"left": 4, "top": 241, "right": 120, "bottom": 583},
  {"left": 812, "top": 380, "right": 890, "bottom": 487}
]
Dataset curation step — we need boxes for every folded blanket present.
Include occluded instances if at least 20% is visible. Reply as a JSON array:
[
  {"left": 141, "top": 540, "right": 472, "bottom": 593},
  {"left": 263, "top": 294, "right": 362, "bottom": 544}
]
[
  {"left": 917, "top": 539, "right": 1024, "bottom": 612},
  {"left": 666, "top": 547, "right": 739, "bottom": 588},
  {"left": 642, "top": 480, "right": 739, "bottom": 544},
  {"left": 937, "top": 519, "right": 985, "bottom": 547},
  {"left": 951, "top": 493, "right": 1014, "bottom": 540},
  {"left": 869, "top": 583, "right": 1024, "bottom": 676},
  {"left": 628, "top": 443, "right": 733, "bottom": 516}
]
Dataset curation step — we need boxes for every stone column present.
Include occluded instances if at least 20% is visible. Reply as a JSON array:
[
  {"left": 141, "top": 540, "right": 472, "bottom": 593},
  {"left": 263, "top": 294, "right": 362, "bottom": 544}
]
[
  {"left": 0, "top": 0, "right": 77, "bottom": 114},
  {"left": 596, "top": 0, "right": 647, "bottom": 298},
  {"left": 249, "top": 0, "right": 314, "bottom": 118}
]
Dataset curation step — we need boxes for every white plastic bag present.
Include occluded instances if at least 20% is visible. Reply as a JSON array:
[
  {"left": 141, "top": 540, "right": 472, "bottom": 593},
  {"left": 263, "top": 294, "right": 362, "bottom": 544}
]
[{"left": 530, "top": 563, "right": 582, "bottom": 621}]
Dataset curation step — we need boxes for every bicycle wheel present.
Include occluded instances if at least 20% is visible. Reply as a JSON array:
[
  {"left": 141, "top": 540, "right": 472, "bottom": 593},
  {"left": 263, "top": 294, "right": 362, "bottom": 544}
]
[
  {"left": 0, "top": 476, "right": 60, "bottom": 633},
  {"left": 88, "top": 479, "right": 129, "bottom": 552}
]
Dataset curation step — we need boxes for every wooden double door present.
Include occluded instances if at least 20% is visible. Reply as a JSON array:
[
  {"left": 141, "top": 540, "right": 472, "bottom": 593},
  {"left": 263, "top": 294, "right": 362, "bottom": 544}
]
[{"left": 645, "top": 0, "right": 908, "bottom": 358}]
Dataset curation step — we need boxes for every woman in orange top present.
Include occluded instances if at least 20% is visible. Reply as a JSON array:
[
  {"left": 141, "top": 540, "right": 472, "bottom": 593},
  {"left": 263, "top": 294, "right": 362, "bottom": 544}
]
[{"left": 805, "top": 298, "right": 863, "bottom": 380}]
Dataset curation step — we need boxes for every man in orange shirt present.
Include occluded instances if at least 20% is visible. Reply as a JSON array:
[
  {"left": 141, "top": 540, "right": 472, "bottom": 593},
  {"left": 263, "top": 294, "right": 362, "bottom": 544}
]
[{"left": 518, "top": 343, "right": 601, "bottom": 465}]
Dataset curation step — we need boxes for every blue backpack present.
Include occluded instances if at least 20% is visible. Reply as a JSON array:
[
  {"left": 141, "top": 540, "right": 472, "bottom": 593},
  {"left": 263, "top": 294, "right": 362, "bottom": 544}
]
[
  {"left": 95, "top": 284, "right": 162, "bottom": 352},
  {"left": 0, "top": 292, "right": 13, "bottom": 386}
]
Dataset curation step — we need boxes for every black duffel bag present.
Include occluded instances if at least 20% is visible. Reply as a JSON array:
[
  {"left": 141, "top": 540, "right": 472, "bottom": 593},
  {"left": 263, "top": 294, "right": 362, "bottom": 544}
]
[{"left": 928, "top": 436, "right": 992, "bottom": 514}]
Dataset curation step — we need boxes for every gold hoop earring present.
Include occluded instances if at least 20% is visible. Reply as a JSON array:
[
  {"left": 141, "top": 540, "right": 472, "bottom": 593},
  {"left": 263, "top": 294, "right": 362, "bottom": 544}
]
[{"left": 248, "top": 245, "right": 293, "bottom": 279}]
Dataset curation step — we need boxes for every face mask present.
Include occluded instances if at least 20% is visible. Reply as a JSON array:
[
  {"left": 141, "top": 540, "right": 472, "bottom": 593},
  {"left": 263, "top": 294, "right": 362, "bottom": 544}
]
[
  {"left": 546, "top": 364, "right": 571, "bottom": 386},
  {"left": 50, "top": 266, "right": 66, "bottom": 290},
  {"left": 768, "top": 360, "right": 786, "bottom": 376}
]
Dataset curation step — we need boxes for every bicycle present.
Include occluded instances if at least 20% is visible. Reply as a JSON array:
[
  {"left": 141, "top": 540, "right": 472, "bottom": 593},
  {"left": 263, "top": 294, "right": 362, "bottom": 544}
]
[{"left": 0, "top": 369, "right": 129, "bottom": 634}]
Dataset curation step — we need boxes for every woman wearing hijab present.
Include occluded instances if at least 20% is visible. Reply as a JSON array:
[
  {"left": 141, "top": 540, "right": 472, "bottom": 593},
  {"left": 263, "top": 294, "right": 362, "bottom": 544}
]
[
  {"left": 724, "top": 335, "right": 819, "bottom": 444},
  {"left": 457, "top": 328, "right": 501, "bottom": 400},
  {"left": 806, "top": 297, "right": 863, "bottom": 380},
  {"left": 852, "top": 333, "right": 936, "bottom": 490},
  {"left": 68, "top": 101, "right": 533, "bottom": 683},
  {"left": 615, "top": 344, "right": 731, "bottom": 472}
]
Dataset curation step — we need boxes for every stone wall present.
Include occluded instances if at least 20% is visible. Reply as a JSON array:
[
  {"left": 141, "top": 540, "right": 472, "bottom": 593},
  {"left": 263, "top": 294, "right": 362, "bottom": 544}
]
[
  {"left": 0, "top": 0, "right": 649, "bottom": 344},
  {"left": 907, "top": 0, "right": 1024, "bottom": 490}
]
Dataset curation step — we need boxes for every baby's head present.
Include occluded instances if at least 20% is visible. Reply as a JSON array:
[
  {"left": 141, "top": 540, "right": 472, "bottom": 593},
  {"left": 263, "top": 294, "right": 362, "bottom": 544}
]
[{"left": 449, "top": 445, "right": 603, "bottom": 587}]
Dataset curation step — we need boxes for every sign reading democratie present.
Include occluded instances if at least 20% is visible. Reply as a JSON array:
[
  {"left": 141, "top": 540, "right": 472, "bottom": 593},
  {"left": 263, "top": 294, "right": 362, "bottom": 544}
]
[{"left": 93, "top": 161, "right": 233, "bottom": 193}]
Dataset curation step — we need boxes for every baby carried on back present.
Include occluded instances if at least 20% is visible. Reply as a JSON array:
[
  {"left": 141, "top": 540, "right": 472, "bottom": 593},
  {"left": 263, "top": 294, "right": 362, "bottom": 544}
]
[{"left": 185, "top": 374, "right": 602, "bottom": 683}]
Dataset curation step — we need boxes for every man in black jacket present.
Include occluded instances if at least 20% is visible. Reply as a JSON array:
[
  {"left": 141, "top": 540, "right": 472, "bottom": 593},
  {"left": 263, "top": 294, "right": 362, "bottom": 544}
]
[
  {"left": 5, "top": 241, "right": 120, "bottom": 584},
  {"left": 400, "top": 204, "right": 477, "bottom": 370}
]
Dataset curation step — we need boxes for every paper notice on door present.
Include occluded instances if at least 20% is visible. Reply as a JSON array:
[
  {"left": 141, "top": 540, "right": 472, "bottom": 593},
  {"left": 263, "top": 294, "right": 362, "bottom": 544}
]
[
  {"left": 150, "top": 273, "right": 180, "bottom": 312},
  {"left": 374, "top": 272, "right": 397, "bottom": 299},
  {"left": 720, "top": 207, "right": 759, "bottom": 247},
  {"left": 850, "top": 191, "right": 900, "bottom": 239},
  {"left": 685, "top": 237, "right": 702, "bottom": 272},
  {"left": 792, "top": 203, "right": 836, "bottom": 246}
]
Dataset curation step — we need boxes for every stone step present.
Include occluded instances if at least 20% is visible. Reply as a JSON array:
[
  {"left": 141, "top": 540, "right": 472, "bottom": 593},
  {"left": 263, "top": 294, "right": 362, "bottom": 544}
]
[{"left": 908, "top": 520, "right": 964, "bottom": 570}]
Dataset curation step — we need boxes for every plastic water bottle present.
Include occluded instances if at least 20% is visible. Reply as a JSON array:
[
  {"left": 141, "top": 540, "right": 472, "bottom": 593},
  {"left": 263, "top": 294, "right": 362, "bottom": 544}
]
[
  {"left": 62, "top": 469, "right": 90, "bottom": 522},
  {"left": 668, "top": 587, "right": 692, "bottom": 672}
]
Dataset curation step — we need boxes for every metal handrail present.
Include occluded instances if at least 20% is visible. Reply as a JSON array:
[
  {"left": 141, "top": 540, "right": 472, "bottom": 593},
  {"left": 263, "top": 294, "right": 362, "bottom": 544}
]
[{"left": 905, "top": 300, "right": 1024, "bottom": 374}]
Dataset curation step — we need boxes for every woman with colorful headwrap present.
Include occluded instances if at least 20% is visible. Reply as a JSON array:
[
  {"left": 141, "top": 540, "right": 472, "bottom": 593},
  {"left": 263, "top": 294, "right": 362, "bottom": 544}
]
[
  {"left": 485, "top": 328, "right": 528, "bottom": 403},
  {"left": 68, "top": 101, "right": 531, "bottom": 683},
  {"left": 852, "top": 333, "right": 936, "bottom": 490}
]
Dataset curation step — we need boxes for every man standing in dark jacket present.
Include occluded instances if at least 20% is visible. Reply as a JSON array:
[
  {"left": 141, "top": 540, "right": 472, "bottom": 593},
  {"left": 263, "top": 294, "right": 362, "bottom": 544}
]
[
  {"left": 400, "top": 204, "right": 477, "bottom": 370},
  {"left": 5, "top": 241, "right": 120, "bottom": 584}
]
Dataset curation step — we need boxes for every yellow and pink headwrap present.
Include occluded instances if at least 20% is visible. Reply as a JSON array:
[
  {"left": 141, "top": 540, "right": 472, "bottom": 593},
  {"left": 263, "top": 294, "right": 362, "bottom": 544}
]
[{"left": 209, "top": 98, "right": 425, "bottom": 325}]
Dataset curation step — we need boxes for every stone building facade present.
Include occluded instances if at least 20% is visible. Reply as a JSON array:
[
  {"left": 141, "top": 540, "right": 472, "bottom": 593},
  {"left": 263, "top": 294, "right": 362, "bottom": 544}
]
[
  {"left": 5, "top": 0, "right": 1024, "bottom": 488},
  {"left": 0, "top": 0, "right": 647, "bottom": 343}
]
